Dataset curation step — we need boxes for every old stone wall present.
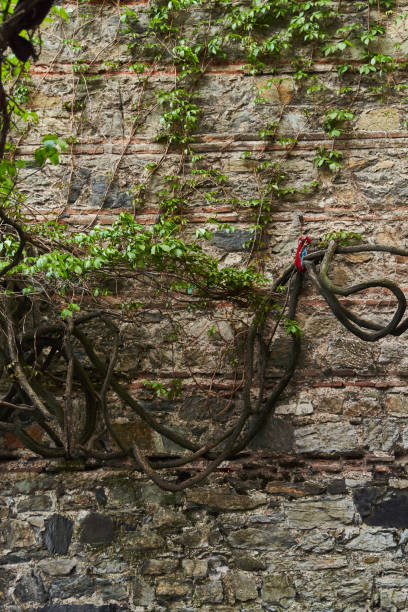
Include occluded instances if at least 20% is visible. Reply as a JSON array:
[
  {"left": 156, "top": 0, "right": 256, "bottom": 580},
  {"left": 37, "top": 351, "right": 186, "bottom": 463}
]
[
  {"left": 3, "top": 0, "right": 408, "bottom": 610},
  {"left": 1, "top": 464, "right": 408, "bottom": 612}
]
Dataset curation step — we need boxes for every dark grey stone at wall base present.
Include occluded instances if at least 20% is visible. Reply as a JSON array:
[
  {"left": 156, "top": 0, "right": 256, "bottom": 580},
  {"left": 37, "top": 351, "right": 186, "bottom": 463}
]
[
  {"left": 79, "top": 513, "right": 115, "bottom": 545},
  {"left": 49, "top": 575, "right": 94, "bottom": 600},
  {"left": 354, "top": 487, "right": 408, "bottom": 528},
  {"left": 43, "top": 515, "right": 74, "bottom": 555},
  {"left": 14, "top": 570, "right": 48, "bottom": 604}
]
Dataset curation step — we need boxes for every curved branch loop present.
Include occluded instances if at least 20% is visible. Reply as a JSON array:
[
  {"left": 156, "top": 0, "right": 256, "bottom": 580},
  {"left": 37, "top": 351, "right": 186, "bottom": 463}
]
[{"left": 307, "top": 240, "right": 407, "bottom": 342}]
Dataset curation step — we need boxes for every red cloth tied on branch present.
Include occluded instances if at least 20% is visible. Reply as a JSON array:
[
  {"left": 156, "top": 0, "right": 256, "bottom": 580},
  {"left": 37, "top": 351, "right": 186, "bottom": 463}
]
[{"left": 294, "top": 236, "right": 311, "bottom": 272}]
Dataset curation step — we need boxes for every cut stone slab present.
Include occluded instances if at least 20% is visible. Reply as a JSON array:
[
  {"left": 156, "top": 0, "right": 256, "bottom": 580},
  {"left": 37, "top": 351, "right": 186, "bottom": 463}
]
[
  {"left": 80, "top": 513, "right": 115, "bottom": 546},
  {"left": 186, "top": 487, "right": 264, "bottom": 511},
  {"left": 194, "top": 580, "right": 224, "bottom": 604},
  {"left": 229, "top": 571, "right": 257, "bottom": 602},
  {"left": 345, "top": 529, "right": 396, "bottom": 552},
  {"left": 49, "top": 575, "right": 94, "bottom": 600},
  {"left": 266, "top": 481, "right": 325, "bottom": 498},
  {"left": 285, "top": 497, "right": 355, "bottom": 529},
  {"left": 44, "top": 515, "right": 74, "bottom": 555},
  {"left": 38, "top": 559, "right": 77, "bottom": 576},
  {"left": 357, "top": 107, "right": 400, "bottom": 131},
  {"left": 295, "top": 422, "right": 360, "bottom": 456},
  {"left": 227, "top": 526, "right": 295, "bottom": 550},
  {"left": 262, "top": 573, "right": 296, "bottom": 607}
]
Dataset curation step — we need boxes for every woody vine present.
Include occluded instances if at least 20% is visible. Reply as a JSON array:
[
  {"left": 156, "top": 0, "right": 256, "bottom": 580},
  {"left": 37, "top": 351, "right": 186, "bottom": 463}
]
[{"left": 0, "top": 0, "right": 406, "bottom": 490}]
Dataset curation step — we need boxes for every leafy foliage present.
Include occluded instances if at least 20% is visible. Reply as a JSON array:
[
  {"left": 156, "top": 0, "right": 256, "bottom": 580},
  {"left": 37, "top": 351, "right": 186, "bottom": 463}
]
[{"left": 0, "top": 0, "right": 405, "bottom": 489}]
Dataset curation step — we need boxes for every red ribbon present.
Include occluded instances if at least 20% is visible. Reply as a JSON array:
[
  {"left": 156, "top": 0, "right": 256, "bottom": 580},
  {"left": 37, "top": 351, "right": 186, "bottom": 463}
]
[{"left": 294, "top": 235, "right": 311, "bottom": 272}]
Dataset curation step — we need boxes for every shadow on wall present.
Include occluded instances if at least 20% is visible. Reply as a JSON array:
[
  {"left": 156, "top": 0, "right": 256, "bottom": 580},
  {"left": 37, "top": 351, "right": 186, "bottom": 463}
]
[{"left": 354, "top": 486, "right": 408, "bottom": 528}]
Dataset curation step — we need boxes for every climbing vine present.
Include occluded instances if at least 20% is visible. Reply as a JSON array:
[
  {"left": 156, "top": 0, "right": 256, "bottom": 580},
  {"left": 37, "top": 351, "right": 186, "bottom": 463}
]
[{"left": 0, "top": 0, "right": 407, "bottom": 489}]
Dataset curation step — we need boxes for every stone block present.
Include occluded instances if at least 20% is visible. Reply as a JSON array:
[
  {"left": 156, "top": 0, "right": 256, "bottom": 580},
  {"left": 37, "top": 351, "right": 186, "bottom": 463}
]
[
  {"left": 266, "top": 481, "right": 325, "bottom": 498},
  {"left": 275, "top": 397, "right": 313, "bottom": 416},
  {"left": 357, "top": 107, "right": 400, "bottom": 131},
  {"left": 376, "top": 575, "right": 408, "bottom": 588},
  {"left": 133, "top": 578, "right": 154, "bottom": 606},
  {"left": 336, "top": 577, "right": 372, "bottom": 604},
  {"left": 49, "top": 575, "right": 94, "bottom": 600},
  {"left": 285, "top": 498, "right": 355, "bottom": 529},
  {"left": 122, "top": 530, "right": 165, "bottom": 551},
  {"left": 234, "top": 554, "right": 266, "bottom": 571},
  {"left": 327, "top": 479, "right": 346, "bottom": 495},
  {"left": 182, "top": 559, "right": 208, "bottom": 578},
  {"left": 327, "top": 338, "right": 374, "bottom": 370},
  {"left": 44, "top": 515, "right": 74, "bottom": 555},
  {"left": 1, "top": 519, "right": 36, "bottom": 549},
  {"left": 16, "top": 494, "right": 53, "bottom": 513},
  {"left": 152, "top": 508, "right": 188, "bottom": 529},
  {"left": 353, "top": 486, "right": 381, "bottom": 518},
  {"left": 300, "top": 532, "right": 335, "bottom": 553},
  {"left": 80, "top": 513, "right": 115, "bottom": 546},
  {"left": 277, "top": 111, "right": 308, "bottom": 135},
  {"left": 89, "top": 174, "right": 114, "bottom": 208},
  {"left": 211, "top": 229, "right": 253, "bottom": 251},
  {"left": 385, "top": 394, "right": 408, "bottom": 416},
  {"left": 379, "top": 587, "right": 408, "bottom": 611},
  {"left": 38, "top": 558, "right": 77, "bottom": 576},
  {"left": 255, "top": 77, "right": 296, "bottom": 105},
  {"left": 229, "top": 571, "right": 257, "bottom": 602},
  {"left": 298, "top": 555, "right": 347, "bottom": 570},
  {"left": 227, "top": 526, "right": 295, "bottom": 550},
  {"left": 379, "top": 339, "right": 408, "bottom": 374},
  {"left": 295, "top": 422, "right": 360, "bottom": 456},
  {"left": 107, "top": 479, "right": 140, "bottom": 506},
  {"left": 156, "top": 579, "right": 192, "bottom": 599},
  {"left": 141, "top": 558, "right": 179, "bottom": 575},
  {"left": 248, "top": 417, "right": 294, "bottom": 453},
  {"left": 177, "top": 526, "right": 210, "bottom": 548},
  {"left": 365, "top": 419, "right": 399, "bottom": 453},
  {"left": 12, "top": 478, "right": 41, "bottom": 495},
  {"left": 262, "top": 573, "right": 296, "bottom": 608},
  {"left": 345, "top": 529, "right": 396, "bottom": 552},
  {"left": 194, "top": 580, "right": 224, "bottom": 604},
  {"left": 67, "top": 167, "right": 91, "bottom": 204},
  {"left": 0, "top": 568, "right": 10, "bottom": 605},
  {"left": 186, "top": 487, "right": 264, "bottom": 511},
  {"left": 402, "top": 426, "right": 408, "bottom": 450},
  {"left": 99, "top": 580, "right": 128, "bottom": 601},
  {"left": 14, "top": 570, "right": 47, "bottom": 604}
]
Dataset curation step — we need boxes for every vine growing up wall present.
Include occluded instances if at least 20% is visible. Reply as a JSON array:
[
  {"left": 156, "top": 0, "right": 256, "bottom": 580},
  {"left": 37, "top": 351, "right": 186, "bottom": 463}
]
[{"left": 0, "top": 0, "right": 407, "bottom": 489}]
